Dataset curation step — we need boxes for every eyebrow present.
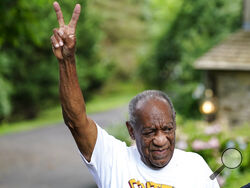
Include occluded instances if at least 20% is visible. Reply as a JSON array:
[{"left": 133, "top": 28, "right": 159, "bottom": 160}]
[
  {"left": 142, "top": 122, "right": 174, "bottom": 130},
  {"left": 142, "top": 127, "right": 155, "bottom": 131},
  {"left": 163, "top": 122, "right": 174, "bottom": 127}
]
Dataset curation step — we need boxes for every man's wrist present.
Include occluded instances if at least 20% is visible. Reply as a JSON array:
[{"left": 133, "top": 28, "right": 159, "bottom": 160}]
[{"left": 58, "top": 54, "right": 75, "bottom": 64}]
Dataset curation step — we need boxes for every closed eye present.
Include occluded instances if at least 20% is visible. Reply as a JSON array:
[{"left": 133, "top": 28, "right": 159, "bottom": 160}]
[{"left": 142, "top": 129, "right": 155, "bottom": 136}]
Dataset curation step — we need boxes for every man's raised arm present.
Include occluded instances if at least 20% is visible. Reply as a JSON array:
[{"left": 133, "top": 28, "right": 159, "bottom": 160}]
[{"left": 50, "top": 1, "right": 97, "bottom": 162}]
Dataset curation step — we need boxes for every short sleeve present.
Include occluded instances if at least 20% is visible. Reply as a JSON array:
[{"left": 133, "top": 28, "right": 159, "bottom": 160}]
[{"left": 79, "top": 123, "right": 127, "bottom": 187}]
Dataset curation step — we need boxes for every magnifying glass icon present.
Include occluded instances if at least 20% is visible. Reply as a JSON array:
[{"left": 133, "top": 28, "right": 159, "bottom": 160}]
[{"left": 210, "top": 148, "right": 243, "bottom": 180}]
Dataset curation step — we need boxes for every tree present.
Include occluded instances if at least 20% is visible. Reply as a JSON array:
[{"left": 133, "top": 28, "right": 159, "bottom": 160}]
[
  {"left": 139, "top": 0, "right": 241, "bottom": 117},
  {"left": 0, "top": 0, "right": 109, "bottom": 121}
]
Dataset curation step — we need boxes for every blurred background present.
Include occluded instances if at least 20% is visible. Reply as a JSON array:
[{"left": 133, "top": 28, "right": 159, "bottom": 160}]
[{"left": 0, "top": 0, "right": 249, "bottom": 187}]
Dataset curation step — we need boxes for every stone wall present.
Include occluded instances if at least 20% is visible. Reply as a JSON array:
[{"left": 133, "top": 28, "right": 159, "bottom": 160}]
[{"left": 213, "top": 71, "right": 250, "bottom": 125}]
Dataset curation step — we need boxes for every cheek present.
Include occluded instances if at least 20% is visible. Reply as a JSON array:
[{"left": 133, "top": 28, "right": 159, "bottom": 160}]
[
  {"left": 169, "top": 134, "right": 175, "bottom": 148},
  {"left": 140, "top": 137, "right": 151, "bottom": 154}
]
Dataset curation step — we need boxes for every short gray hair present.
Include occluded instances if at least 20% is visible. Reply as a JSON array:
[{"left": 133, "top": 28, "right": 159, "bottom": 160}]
[{"left": 128, "top": 90, "right": 176, "bottom": 127}]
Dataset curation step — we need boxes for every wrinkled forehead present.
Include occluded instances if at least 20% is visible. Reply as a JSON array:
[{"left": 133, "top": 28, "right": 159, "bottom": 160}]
[{"left": 134, "top": 97, "right": 173, "bottom": 128}]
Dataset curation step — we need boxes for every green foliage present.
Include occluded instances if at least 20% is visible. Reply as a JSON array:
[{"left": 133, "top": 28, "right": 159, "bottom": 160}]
[
  {"left": 88, "top": 0, "right": 151, "bottom": 80},
  {"left": 0, "top": 78, "right": 12, "bottom": 119},
  {"left": 223, "top": 169, "right": 250, "bottom": 188},
  {"left": 139, "top": 0, "right": 242, "bottom": 117},
  {"left": 0, "top": 52, "right": 12, "bottom": 119},
  {"left": 106, "top": 125, "right": 132, "bottom": 146},
  {"left": 0, "top": 0, "right": 110, "bottom": 121}
]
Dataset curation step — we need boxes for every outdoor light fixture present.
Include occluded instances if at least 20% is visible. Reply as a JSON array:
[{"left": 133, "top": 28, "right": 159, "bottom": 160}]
[
  {"left": 201, "top": 100, "right": 216, "bottom": 114},
  {"left": 200, "top": 89, "right": 217, "bottom": 121}
]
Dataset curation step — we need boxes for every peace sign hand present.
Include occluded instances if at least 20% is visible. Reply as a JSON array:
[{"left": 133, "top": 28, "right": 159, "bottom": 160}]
[{"left": 51, "top": 1, "right": 81, "bottom": 60}]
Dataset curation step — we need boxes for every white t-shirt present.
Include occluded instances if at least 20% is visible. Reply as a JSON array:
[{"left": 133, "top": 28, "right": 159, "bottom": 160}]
[{"left": 80, "top": 124, "right": 220, "bottom": 188}]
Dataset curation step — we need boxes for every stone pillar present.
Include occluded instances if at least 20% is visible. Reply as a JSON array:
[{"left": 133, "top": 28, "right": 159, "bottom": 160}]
[{"left": 243, "top": 0, "right": 250, "bottom": 30}]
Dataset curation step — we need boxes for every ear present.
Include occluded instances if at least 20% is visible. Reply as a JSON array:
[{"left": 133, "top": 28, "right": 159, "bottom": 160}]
[{"left": 126, "top": 121, "right": 135, "bottom": 140}]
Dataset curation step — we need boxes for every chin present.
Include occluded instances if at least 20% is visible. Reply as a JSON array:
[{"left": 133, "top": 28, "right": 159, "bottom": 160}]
[
  {"left": 150, "top": 159, "right": 169, "bottom": 169},
  {"left": 149, "top": 152, "right": 174, "bottom": 169}
]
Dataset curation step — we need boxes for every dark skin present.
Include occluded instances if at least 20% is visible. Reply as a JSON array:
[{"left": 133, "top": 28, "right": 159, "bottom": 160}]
[
  {"left": 51, "top": 1, "right": 97, "bottom": 162},
  {"left": 126, "top": 98, "right": 176, "bottom": 169},
  {"left": 51, "top": 1, "right": 175, "bottom": 169}
]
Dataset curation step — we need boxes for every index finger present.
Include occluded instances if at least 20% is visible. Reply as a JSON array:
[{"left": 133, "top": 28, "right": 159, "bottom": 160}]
[
  {"left": 68, "top": 4, "right": 81, "bottom": 30},
  {"left": 53, "top": 1, "right": 65, "bottom": 27}
]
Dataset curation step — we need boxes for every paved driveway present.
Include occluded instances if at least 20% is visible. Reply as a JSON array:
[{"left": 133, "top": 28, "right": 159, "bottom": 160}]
[{"left": 0, "top": 106, "right": 128, "bottom": 188}]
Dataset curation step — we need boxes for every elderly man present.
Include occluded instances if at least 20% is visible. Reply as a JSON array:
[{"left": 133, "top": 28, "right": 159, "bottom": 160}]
[{"left": 51, "top": 2, "right": 220, "bottom": 188}]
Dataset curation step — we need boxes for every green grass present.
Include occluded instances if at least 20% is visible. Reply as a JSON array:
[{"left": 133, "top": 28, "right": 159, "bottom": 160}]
[
  {"left": 0, "top": 81, "right": 143, "bottom": 135},
  {"left": 0, "top": 106, "right": 62, "bottom": 135},
  {"left": 230, "top": 123, "right": 250, "bottom": 138},
  {"left": 0, "top": 95, "right": 129, "bottom": 135}
]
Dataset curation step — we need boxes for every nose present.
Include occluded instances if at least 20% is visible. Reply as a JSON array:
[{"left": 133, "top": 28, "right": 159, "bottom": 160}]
[{"left": 152, "top": 131, "right": 168, "bottom": 147}]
